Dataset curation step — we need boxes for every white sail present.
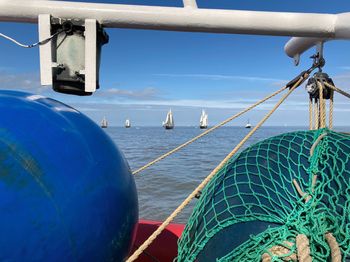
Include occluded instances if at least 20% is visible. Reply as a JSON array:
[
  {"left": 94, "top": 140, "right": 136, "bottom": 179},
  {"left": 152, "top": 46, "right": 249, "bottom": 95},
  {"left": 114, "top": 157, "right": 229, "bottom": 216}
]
[
  {"left": 101, "top": 116, "right": 108, "bottom": 128},
  {"left": 163, "top": 109, "right": 174, "bottom": 129},
  {"left": 125, "top": 119, "right": 131, "bottom": 128},
  {"left": 245, "top": 119, "right": 252, "bottom": 128},
  {"left": 199, "top": 109, "right": 208, "bottom": 128},
  {"left": 203, "top": 114, "right": 208, "bottom": 126}
]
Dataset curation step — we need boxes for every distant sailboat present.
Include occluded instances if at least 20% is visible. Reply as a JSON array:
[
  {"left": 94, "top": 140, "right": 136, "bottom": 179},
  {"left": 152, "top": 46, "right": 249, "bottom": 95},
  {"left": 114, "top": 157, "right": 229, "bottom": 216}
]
[
  {"left": 125, "top": 119, "right": 131, "bottom": 128},
  {"left": 199, "top": 109, "right": 208, "bottom": 129},
  {"left": 245, "top": 119, "right": 252, "bottom": 129},
  {"left": 101, "top": 116, "right": 108, "bottom": 128},
  {"left": 162, "top": 109, "right": 174, "bottom": 129}
]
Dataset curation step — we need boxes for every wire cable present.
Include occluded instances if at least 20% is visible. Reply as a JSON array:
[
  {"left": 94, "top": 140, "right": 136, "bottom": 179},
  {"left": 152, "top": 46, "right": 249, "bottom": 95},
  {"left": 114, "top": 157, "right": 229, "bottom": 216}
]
[{"left": 0, "top": 29, "right": 64, "bottom": 48}]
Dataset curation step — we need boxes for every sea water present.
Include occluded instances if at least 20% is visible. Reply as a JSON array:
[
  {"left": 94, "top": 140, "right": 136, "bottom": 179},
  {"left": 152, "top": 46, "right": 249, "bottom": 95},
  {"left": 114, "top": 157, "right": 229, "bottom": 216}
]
[{"left": 106, "top": 126, "right": 348, "bottom": 223}]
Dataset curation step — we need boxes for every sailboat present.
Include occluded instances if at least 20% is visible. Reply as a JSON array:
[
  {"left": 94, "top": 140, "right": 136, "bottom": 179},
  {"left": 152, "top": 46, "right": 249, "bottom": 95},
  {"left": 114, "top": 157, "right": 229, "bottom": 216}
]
[
  {"left": 162, "top": 109, "right": 174, "bottom": 129},
  {"left": 199, "top": 110, "right": 208, "bottom": 129},
  {"left": 101, "top": 116, "right": 108, "bottom": 128},
  {"left": 245, "top": 119, "right": 252, "bottom": 129},
  {"left": 125, "top": 119, "right": 131, "bottom": 128}
]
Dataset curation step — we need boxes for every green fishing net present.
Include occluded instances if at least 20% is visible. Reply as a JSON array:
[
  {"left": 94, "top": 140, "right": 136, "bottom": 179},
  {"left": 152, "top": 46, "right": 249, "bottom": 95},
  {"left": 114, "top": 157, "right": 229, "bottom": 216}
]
[{"left": 177, "top": 129, "right": 350, "bottom": 261}]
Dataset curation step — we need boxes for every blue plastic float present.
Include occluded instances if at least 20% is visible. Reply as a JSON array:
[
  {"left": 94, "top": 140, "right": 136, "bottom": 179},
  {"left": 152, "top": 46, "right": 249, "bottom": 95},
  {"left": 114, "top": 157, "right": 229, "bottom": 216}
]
[{"left": 0, "top": 90, "right": 138, "bottom": 261}]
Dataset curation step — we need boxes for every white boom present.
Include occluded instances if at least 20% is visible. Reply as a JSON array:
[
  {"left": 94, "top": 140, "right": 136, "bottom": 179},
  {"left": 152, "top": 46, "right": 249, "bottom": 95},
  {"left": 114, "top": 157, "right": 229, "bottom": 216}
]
[
  {"left": 285, "top": 12, "right": 350, "bottom": 61},
  {"left": 0, "top": 0, "right": 349, "bottom": 61}
]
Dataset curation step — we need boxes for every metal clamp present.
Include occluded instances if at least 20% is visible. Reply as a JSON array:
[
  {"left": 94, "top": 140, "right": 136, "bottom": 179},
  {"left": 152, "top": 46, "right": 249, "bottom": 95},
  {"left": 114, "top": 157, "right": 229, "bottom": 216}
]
[{"left": 310, "top": 43, "right": 325, "bottom": 72}]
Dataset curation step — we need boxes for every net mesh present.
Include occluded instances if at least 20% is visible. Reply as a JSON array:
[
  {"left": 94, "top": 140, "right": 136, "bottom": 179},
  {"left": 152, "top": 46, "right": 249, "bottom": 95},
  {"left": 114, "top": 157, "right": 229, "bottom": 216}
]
[{"left": 177, "top": 129, "right": 350, "bottom": 261}]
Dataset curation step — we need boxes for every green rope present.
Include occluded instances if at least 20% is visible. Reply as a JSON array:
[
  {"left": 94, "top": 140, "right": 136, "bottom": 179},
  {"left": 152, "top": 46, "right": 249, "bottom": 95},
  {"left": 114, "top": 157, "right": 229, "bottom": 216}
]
[{"left": 177, "top": 129, "right": 350, "bottom": 261}]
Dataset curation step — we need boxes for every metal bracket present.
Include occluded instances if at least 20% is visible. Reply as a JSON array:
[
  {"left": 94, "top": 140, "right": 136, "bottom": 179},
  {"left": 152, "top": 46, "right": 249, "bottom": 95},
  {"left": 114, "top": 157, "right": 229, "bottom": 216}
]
[
  {"left": 313, "top": 42, "right": 325, "bottom": 70},
  {"left": 293, "top": 53, "right": 300, "bottom": 66},
  {"left": 293, "top": 41, "right": 324, "bottom": 67},
  {"left": 316, "top": 42, "right": 324, "bottom": 62},
  {"left": 39, "top": 14, "right": 53, "bottom": 86}
]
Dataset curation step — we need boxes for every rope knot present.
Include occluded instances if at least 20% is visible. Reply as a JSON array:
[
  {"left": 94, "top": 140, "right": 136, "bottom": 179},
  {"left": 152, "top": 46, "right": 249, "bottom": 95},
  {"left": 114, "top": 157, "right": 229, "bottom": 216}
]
[{"left": 261, "top": 232, "right": 341, "bottom": 262}]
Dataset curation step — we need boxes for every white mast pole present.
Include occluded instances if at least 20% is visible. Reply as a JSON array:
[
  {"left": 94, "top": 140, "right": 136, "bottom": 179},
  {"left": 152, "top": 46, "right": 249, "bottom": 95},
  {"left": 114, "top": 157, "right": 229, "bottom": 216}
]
[
  {"left": 0, "top": 0, "right": 344, "bottom": 38},
  {"left": 0, "top": 1, "right": 350, "bottom": 60}
]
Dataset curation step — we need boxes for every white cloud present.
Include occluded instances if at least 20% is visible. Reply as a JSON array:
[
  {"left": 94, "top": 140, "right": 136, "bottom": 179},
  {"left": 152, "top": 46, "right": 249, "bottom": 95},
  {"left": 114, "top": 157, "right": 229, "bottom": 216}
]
[
  {"left": 95, "top": 87, "right": 160, "bottom": 100},
  {"left": 0, "top": 71, "right": 348, "bottom": 119},
  {"left": 0, "top": 71, "right": 161, "bottom": 101},
  {"left": 154, "top": 73, "right": 287, "bottom": 82},
  {"left": 0, "top": 71, "right": 50, "bottom": 93},
  {"left": 111, "top": 97, "right": 309, "bottom": 110}
]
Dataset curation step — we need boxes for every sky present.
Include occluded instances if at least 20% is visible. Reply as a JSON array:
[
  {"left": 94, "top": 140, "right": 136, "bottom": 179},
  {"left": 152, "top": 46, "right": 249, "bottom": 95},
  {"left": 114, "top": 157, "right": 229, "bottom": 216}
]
[{"left": 0, "top": 0, "right": 350, "bottom": 126}]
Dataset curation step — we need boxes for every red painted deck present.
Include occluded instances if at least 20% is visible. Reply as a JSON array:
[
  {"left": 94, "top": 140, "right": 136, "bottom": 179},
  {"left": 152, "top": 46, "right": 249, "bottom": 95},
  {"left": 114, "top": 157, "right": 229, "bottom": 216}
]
[{"left": 130, "top": 220, "right": 185, "bottom": 262}]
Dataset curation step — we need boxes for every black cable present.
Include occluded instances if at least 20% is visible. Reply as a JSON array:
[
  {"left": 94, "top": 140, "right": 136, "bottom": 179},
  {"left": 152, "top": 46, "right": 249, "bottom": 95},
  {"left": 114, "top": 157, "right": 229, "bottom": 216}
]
[{"left": 0, "top": 28, "right": 65, "bottom": 48}]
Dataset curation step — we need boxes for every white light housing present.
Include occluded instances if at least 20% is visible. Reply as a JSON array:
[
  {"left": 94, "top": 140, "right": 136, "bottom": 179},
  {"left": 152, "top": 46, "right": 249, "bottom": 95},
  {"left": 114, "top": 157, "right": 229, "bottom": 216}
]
[{"left": 38, "top": 15, "right": 108, "bottom": 96}]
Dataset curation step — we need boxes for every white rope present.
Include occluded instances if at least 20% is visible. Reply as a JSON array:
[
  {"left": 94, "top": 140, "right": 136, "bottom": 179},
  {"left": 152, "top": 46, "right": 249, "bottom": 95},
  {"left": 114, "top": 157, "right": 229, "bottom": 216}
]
[{"left": 127, "top": 77, "right": 303, "bottom": 262}]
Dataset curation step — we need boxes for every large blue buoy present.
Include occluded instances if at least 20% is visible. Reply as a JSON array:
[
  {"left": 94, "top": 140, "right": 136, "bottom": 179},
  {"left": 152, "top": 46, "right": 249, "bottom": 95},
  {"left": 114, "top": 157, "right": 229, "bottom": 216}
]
[{"left": 0, "top": 91, "right": 138, "bottom": 261}]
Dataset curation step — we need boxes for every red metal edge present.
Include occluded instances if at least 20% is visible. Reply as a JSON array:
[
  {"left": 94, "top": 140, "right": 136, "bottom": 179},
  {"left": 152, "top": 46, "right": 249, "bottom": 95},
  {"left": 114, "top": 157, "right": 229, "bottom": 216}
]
[{"left": 129, "top": 219, "right": 185, "bottom": 262}]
